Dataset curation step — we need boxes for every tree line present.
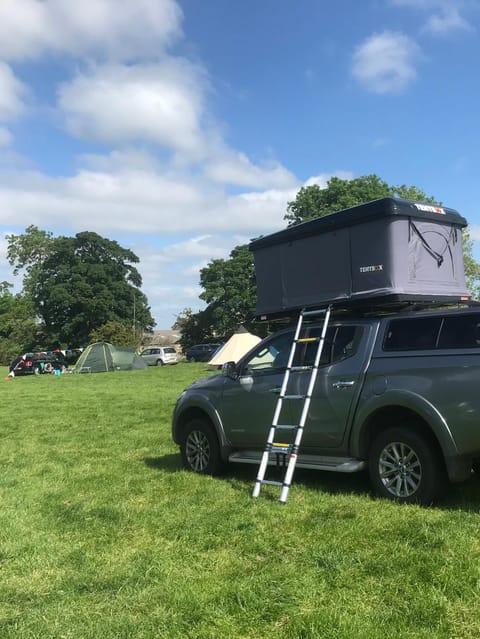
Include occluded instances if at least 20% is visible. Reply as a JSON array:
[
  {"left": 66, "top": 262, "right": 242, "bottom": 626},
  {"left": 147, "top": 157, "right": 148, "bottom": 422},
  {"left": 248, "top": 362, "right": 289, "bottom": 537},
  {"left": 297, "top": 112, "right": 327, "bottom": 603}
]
[
  {"left": 0, "top": 226, "right": 154, "bottom": 363},
  {"left": 2, "top": 174, "right": 478, "bottom": 363}
]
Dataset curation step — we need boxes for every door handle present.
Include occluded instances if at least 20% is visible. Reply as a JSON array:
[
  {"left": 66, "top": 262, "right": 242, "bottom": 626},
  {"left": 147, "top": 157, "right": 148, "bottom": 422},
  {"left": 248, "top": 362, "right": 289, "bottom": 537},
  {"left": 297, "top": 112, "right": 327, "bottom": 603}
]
[
  {"left": 332, "top": 380, "right": 355, "bottom": 389},
  {"left": 269, "top": 387, "right": 282, "bottom": 394}
]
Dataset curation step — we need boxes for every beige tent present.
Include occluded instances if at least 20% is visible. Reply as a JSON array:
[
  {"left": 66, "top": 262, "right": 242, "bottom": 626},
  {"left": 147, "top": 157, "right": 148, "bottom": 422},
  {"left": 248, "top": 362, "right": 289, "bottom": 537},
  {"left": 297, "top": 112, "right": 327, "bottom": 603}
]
[{"left": 208, "top": 326, "right": 261, "bottom": 368}]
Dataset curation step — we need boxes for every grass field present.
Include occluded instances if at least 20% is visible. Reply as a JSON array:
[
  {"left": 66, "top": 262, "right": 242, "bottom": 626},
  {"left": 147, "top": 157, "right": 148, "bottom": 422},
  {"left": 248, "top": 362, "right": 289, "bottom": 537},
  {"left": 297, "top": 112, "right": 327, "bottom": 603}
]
[{"left": 1, "top": 363, "right": 480, "bottom": 639}]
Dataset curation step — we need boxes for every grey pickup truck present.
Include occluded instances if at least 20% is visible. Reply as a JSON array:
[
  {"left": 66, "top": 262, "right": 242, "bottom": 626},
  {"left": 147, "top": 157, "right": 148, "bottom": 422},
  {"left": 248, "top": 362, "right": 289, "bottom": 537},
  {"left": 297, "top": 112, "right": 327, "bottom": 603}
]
[{"left": 172, "top": 305, "right": 480, "bottom": 504}]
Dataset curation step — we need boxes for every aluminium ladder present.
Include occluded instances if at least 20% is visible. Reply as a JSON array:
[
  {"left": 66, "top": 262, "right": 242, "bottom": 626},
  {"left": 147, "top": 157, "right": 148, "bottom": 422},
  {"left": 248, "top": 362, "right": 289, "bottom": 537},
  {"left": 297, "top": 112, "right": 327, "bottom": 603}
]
[{"left": 252, "top": 306, "right": 332, "bottom": 503}]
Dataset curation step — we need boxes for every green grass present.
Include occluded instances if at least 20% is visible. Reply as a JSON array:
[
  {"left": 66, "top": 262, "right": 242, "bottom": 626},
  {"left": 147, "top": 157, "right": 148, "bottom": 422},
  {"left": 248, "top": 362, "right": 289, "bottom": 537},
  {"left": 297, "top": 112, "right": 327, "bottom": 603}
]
[{"left": 1, "top": 363, "right": 480, "bottom": 638}]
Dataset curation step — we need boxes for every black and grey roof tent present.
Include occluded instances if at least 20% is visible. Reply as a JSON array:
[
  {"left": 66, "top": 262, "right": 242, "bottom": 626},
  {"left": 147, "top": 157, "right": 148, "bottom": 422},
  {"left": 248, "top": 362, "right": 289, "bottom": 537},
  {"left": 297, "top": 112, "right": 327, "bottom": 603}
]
[{"left": 249, "top": 197, "right": 470, "bottom": 318}]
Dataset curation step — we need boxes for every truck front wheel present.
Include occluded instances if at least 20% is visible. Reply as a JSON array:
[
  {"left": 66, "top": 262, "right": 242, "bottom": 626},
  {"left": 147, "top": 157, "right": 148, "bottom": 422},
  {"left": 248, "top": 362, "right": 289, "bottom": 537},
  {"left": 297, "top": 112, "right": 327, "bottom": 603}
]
[
  {"left": 369, "top": 427, "right": 445, "bottom": 505},
  {"left": 180, "top": 418, "right": 223, "bottom": 475}
]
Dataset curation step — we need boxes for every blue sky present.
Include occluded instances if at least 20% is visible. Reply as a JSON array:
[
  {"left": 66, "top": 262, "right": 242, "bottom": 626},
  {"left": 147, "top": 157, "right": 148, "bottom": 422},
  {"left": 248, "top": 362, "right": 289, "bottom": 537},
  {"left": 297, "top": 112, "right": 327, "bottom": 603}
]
[{"left": 0, "top": 0, "right": 479, "bottom": 328}]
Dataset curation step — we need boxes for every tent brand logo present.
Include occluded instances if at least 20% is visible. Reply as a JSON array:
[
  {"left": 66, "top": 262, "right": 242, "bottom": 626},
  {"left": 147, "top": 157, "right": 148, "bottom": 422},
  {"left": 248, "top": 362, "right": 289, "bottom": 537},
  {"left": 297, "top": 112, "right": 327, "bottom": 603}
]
[
  {"left": 414, "top": 204, "right": 445, "bottom": 215},
  {"left": 360, "top": 264, "right": 383, "bottom": 273}
]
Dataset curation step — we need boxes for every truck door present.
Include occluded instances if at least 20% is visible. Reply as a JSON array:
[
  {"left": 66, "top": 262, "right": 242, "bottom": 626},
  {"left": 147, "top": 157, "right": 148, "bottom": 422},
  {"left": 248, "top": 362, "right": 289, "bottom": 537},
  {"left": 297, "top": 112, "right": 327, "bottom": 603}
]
[
  {"left": 219, "top": 329, "right": 295, "bottom": 448},
  {"left": 289, "top": 323, "right": 373, "bottom": 450}
]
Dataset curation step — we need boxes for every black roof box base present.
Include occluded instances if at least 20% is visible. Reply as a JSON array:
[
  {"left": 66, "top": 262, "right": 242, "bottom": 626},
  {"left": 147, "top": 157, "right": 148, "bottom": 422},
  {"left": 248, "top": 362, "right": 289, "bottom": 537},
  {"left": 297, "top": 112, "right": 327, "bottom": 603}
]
[{"left": 256, "top": 294, "right": 474, "bottom": 322}]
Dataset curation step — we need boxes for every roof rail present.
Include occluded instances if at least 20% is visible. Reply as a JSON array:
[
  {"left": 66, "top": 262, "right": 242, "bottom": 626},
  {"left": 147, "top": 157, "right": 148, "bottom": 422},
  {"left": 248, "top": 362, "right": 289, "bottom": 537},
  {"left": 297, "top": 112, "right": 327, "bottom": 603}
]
[{"left": 256, "top": 298, "right": 479, "bottom": 324}]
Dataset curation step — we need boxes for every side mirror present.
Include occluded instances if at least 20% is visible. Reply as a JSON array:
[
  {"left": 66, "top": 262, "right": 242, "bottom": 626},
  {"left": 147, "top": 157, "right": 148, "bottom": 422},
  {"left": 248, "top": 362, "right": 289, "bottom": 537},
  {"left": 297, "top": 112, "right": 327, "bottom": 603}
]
[{"left": 222, "top": 361, "right": 238, "bottom": 379}]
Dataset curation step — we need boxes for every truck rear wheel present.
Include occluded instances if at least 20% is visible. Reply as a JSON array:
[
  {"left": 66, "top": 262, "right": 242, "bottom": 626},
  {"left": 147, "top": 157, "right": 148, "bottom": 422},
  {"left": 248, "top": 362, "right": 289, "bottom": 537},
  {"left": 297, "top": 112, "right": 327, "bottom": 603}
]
[{"left": 369, "top": 426, "right": 445, "bottom": 505}]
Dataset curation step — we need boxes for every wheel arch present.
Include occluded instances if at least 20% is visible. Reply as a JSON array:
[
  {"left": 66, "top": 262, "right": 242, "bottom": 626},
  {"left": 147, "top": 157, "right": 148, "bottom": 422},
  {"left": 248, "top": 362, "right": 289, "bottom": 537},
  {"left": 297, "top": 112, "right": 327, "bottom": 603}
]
[
  {"left": 356, "top": 405, "right": 445, "bottom": 464},
  {"left": 173, "top": 405, "right": 230, "bottom": 458},
  {"left": 352, "top": 391, "right": 457, "bottom": 461}
]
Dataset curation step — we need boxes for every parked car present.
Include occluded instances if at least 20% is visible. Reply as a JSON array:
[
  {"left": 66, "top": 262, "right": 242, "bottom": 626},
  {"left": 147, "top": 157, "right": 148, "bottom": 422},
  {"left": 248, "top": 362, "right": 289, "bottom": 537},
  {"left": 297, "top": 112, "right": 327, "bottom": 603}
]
[
  {"left": 140, "top": 346, "right": 178, "bottom": 366},
  {"left": 9, "top": 351, "right": 68, "bottom": 376},
  {"left": 185, "top": 343, "right": 221, "bottom": 362},
  {"left": 173, "top": 305, "right": 480, "bottom": 504}
]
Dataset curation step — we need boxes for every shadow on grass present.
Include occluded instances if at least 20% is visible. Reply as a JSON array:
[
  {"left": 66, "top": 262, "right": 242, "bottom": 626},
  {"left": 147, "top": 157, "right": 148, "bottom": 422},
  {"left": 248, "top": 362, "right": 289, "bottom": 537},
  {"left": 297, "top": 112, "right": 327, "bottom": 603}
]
[
  {"left": 144, "top": 454, "right": 480, "bottom": 511},
  {"left": 144, "top": 453, "right": 373, "bottom": 500},
  {"left": 144, "top": 454, "right": 182, "bottom": 472},
  {"left": 442, "top": 474, "right": 480, "bottom": 513}
]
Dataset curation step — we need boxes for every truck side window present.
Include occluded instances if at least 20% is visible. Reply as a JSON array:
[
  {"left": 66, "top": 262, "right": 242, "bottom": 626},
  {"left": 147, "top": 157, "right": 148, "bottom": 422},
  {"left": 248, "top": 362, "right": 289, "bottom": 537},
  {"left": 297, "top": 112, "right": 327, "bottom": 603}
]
[
  {"left": 245, "top": 331, "right": 294, "bottom": 372},
  {"left": 383, "top": 317, "right": 442, "bottom": 351},
  {"left": 245, "top": 325, "right": 360, "bottom": 373},
  {"left": 437, "top": 314, "right": 480, "bottom": 349},
  {"left": 301, "top": 326, "right": 358, "bottom": 366}
]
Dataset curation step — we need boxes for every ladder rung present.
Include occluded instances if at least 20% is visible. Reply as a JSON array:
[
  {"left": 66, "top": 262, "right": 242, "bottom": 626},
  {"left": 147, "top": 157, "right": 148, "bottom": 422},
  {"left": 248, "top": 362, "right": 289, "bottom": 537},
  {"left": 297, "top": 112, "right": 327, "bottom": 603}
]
[
  {"left": 283, "top": 394, "right": 305, "bottom": 400},
  {"left": 271, "top": 447, "right": 290, "bottom": 455},
  {"left": 297, "top": 337, "right": 318, "bottom": 343},
  {"left": 275, "top": 424, "right": 297, "bottom": 430},
  {"left": 260, "top": 480, "right": 283, "bottom": 487},
  {"left": 290, "top": 365, "right": 312, "bottom": 371},
  {"left": 302, "top": 308, "right": 328, "bottom": 317}
]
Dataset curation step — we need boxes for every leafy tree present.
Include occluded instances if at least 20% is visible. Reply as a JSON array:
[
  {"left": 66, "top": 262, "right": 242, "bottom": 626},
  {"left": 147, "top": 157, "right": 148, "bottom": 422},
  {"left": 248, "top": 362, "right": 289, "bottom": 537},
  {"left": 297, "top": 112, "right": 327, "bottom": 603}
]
[
  {"left": 285, "top": 174, "right": 436, "bottom": 225},
  {"left": 462, "top": 229, "right": 480, "bottom": 299},
  {"left": 174, "top": 306, "right": 220, "bottom": 353},
  {"left": 199, "top": 244, "right": 264, "bottom": 338},
  {"left": 7, "top": 229, "right": 155, "bottom": 346},
  {"left": 174, "top": 245, "right": 270, "bottom": 350},
  {"left": 0, "top": 282, "right": 40, "bottom": 364},
  {"left": 6, "top": 226, "right": 54, "bottom": 295},
  {"left": 89, "top": 320, "right": 140, "bottom": 347}
]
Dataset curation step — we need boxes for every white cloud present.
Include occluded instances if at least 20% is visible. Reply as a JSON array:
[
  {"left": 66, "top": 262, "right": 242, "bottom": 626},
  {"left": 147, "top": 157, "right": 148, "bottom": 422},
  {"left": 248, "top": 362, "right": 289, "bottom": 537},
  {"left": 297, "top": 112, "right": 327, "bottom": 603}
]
[
  {"left": 0, "top": 62, "right": 27, "bottom": 121},
  {"left": 58, "top": 61, "right": 208, "bottom": 155},
  {"left": 0, "top": 158, "right": 356, "bottom": 326},
  {"left": 390, "top": 0, "right": 475, "bottom": 35},
  {"left": 0, "top": 0, "right": 182, "bottom": 62},
  {"left": 468, "top": 225, "right": 480, "bottom": 242},
  {"left": 0, "top": 127, "right": 13, "bottom": 147},
  {"left": 0, "top": 157, "right": 356, "bottom": 237},
  {"left": 159, "top": 236, "right": 233, "bottom": 261},
  {"left": 424, "top": 8, "right": 473, "bottom": 34},
  {"left": 0, "top": 169, "right": 294, "bottom": 235},
  {"left": 205, "top": 150, "right": 298, "bottom": 189},
  {"left": 352, "top": 31, "right": 421, "bottom": 94},
  {"left": 304, "top": 172, "right": 354, "bottom": 187}
]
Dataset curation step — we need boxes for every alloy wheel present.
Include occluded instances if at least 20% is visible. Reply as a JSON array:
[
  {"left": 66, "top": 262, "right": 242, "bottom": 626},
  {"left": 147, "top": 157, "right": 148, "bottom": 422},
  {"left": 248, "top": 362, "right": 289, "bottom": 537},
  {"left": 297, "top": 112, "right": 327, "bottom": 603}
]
[
  {"left": 378, "top": 441, "right": 422, "bottom": 498},
  {"left": 185, "top": 430, "right": 211, "bottom": 472}
]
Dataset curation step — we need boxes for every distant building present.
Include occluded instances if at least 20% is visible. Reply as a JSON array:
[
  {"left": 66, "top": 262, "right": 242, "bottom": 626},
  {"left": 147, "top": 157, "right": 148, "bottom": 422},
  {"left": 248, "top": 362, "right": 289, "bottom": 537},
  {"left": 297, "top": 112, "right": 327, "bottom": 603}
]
[{"left": 143, "top": 330, "right": 182, "bottom": 351}]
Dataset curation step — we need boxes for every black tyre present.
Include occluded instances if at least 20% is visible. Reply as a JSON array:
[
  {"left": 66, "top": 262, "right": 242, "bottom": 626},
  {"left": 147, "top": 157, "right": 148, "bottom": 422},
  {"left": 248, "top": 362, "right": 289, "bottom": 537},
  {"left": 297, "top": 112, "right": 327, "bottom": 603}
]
[
  {"left": 156, "top": 359, "right": 164, "bottom": 366},
  {"left": 188, "top": 356, "right": 196, "bottom": 363},
  {"left": 180, "top": 419, "right": 223, "bottom": 475},
  {"left": 369, "top": 426, "right": 445, "bottom": 505}
]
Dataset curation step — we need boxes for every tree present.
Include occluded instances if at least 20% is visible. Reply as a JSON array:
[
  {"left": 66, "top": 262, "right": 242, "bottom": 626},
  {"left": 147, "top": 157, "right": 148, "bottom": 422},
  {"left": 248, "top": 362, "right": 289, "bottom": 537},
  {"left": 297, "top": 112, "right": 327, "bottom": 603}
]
[
  {"left": 285, "top": 174, "right": 437, "bottom": 226},
  {"left": 462, "top": 229, "right": 480, "bottom": 299},
  {"left": 174, "top": 245, "right": 270, "bottom": 350},
  {"left": 89, "top": 320, "right": 140, "bottom": 347},
  {"left": 7, "top": 228, "right": 155, "bottom": 346},
  {"left": 0, "top": 282, "right": 40, "bottom": 364},
  {"left": 199, "top": 244, "right": 261, "bottom": 338},
  {"left": 174, "top": 306, "right": 219, "bottom": 353},
  {"left": 286, "top": 174, "right": 480, "bottom": 298}
]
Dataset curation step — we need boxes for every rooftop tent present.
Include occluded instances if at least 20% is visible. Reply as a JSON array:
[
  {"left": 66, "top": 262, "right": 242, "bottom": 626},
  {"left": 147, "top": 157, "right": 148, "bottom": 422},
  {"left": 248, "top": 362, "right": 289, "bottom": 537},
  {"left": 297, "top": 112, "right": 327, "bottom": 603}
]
[
  {"left": 249, "top": 197, "right": 470, "bottom": 318},
  {"left": 208, "top": 326, "right": 261, "bottom": 368},
  {"left": 73, "top": 342, "right": 147, "bottom": 373}
]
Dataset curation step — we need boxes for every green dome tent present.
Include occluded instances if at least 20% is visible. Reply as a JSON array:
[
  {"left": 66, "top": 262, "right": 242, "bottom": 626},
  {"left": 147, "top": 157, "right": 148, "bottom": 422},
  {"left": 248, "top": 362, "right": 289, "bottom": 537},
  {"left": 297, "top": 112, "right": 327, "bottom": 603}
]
[{"left": 73, "top": 342, "right": 147, "bottom": 373}]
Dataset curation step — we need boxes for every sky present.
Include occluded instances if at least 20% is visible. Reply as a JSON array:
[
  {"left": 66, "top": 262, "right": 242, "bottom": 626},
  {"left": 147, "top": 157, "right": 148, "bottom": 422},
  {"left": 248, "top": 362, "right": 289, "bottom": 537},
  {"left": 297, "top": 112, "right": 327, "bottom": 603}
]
[{"left": 0, "top": 0, "right": 479, "bottom": 329}]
